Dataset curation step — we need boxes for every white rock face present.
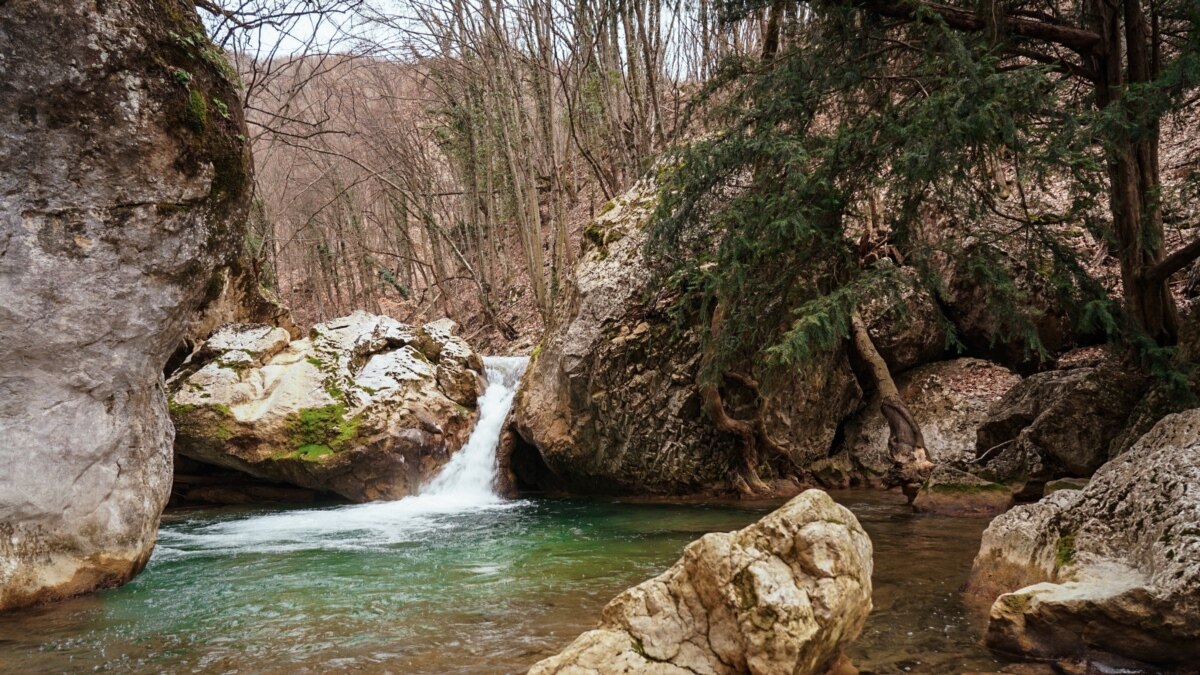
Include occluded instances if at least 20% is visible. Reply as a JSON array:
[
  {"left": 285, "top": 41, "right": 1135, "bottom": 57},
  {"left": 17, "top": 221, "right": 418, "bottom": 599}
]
[
  {"left": 168, "top": 312, "right": 485, "bottom": 502},
  {"left": 841, "top": 358, "right": 1020, "bottom": 481},
  {"left": 966, "top": 409, "right": 1200, "bottom": 667},
  {"left": 0, "top": 2, "right": 251, "bottom": 610},
  {"left": 528, "top": 490, "right": 873, "bottom": 675}
]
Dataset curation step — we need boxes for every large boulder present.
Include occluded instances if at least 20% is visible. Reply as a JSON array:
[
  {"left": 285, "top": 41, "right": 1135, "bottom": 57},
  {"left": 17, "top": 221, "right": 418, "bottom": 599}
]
[
  {"left": 936, "top": 239, "right": 1075, "bottom": 374},
  {"left": 856, "top": 269, "right": 947, "bottom": 374},
  {"left": 834, "top": 358, "right": 1019, "bottom": 486},
  {"left": 527, "top": 490, "right": 873, "bottom": 675},
  {"left": 965, "top": 410, "right": 1200, "bottom": 668},
  {"left": 506, "top": 179, "right": 862, "bottom": 496},
  {"left": 0, "top": 1, "right": 251, "bottom": 610},
  {"left": 168, "top": 312, "right": 485, "bottom": 502},
  {"left": 973, "top": 356, "right": 1149, "bottom": 486}
]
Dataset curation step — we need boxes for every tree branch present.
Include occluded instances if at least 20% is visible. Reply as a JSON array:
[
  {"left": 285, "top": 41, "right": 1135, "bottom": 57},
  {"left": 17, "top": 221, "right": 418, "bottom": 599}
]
[
  {"left": 845, "top": 0, "right": 1103, "bottom": 56},
  {"left": 193, "top": 0, "right": 250, "bottom": 29},
  {"left": 1145, "top": 230, "right": 1200, "bottom": 285}
]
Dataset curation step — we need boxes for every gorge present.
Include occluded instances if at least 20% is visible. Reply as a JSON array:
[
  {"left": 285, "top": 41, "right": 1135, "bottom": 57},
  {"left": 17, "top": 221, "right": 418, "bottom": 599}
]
[{"left": 2, "top": 0, "right": 1199, "bottom": 674}]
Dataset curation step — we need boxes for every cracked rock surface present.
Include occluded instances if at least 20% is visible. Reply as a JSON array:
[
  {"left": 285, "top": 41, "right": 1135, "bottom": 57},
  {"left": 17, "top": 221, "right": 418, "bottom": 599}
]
[
  {"left": 528, "top": 490, "right": 873, "bottom": 675},
  {"left": 168, "top": 312, "right": 485, "bottom": 502},
  {"left": 0, "top": 1, "right": 251, "bottom": 610},
  {"left": 966, "top": 409, "right": 1200, "bottom": 667}
]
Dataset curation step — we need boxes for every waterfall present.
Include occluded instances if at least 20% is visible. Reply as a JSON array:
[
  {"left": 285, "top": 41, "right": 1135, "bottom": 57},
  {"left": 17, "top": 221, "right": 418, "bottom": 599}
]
[
  {"left": 163, "top": 355, "right": 530, "bottom": 552},
  {"left": 420, "top": 355, "right": 529, "bottom": 502}
]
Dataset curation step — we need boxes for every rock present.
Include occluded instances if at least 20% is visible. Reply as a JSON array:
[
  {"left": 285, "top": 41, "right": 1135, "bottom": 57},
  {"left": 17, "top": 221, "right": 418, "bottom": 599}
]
[
  {"left": 171, "top": 262, "right": 300, "bottom": 373},
  {"left": 974, "top": 357, "right": 1149, "bottom": 485},
  {"left": 836, "top": 358, "right": 1020, "bottom": 485},
  {"left": 937, "top": 241, "right": 1074, "bottom": 373},
  {"left": 168, "top": 312, "right": 485, "bottom": 502},
  {"left": 507, "top": 178, "right": 862, "bottom": 496},
  {"left": 1042, "top": 478, "right": 1088, "bottom": 494},
  {"left": 0, "top": 2, "right": 251, "bottom": 610},
  {"left": 965, "top": 410, "right": 1200, "bottom": 667},
  {"left": 857, "top": 268, "right": 946, "bottom": 373},
  {"left": 170, "top": 455, "right": 330, "bottom": 506},
  {"left": 527, "top": 490, "right": 874, "bottom": 675},
  {"left": 912, "top": 466, "right": 1013, "bottom": 517}
]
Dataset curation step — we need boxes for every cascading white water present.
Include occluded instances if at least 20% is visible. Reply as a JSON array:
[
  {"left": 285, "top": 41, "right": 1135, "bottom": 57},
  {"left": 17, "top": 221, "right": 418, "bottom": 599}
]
[
  {"left": 161, "top": 355, "right": 529, "bottom": 553},
  {"left": 420, "top": 355, "right": 529, "bottom": 501}
]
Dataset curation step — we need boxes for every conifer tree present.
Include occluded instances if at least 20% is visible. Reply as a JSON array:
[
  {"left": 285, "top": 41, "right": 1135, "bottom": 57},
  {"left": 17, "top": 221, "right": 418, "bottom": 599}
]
[{"left": 650, "top": 0, "right": 1199, "bottom": 493}]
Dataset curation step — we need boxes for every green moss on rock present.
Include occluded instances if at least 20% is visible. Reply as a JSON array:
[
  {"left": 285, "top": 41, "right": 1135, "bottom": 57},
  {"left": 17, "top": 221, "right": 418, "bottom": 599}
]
[
  {"left": 186, "top": 88, "right": 207, "bottom": 131},
  {"left": 282, "top": 404, "right": 363, "bottom": 460},
  {"left": 1055, "top": 534, "right": 1076, "bottom": 568}
]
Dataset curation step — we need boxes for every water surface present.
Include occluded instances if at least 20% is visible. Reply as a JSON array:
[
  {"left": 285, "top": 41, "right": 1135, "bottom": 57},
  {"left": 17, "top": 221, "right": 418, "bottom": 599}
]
[
  {"left": 0, "top": 493, "right": 1005, "bottom": 674},
  {"left": 1, "top": 356, "right": 1009, "bottom": 673}
]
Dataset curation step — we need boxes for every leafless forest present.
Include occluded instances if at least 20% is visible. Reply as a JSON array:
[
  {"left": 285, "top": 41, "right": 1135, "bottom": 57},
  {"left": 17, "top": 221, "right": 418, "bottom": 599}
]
[{"left": 201, "top": 0, "right": 789, "bottom": 350}]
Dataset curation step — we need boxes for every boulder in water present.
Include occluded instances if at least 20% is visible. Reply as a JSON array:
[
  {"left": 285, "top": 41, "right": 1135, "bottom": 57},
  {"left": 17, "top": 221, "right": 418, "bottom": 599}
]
[
  {"left": 0, "top": 1, "right": 251, "bottom": 610},
  {"left": 527, "top": 489, "right": 873, "bottom": 675},
  {"left": 507, "top": 178, "right": 862, "bottom": 496},
  {"left": 965, "top": 410, "right": 1200, "bottom": 668},
  {"left": 168, "top": 312, "right": 485, "bottom": 502},
  {"left": 911, "top": 466, "right": 1013, "bottom": 517}
]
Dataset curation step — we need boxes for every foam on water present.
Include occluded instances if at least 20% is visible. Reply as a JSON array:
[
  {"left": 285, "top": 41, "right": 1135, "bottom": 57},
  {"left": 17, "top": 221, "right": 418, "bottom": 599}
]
[{"left": 160, "top": 355, "right": 529, "bottom": 556}]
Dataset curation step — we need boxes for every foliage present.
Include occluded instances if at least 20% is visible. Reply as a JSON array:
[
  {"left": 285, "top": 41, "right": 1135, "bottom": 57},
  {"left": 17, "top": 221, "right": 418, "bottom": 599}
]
[{"left": 649, "top": 0, "right": 1199, "bottom": 383}]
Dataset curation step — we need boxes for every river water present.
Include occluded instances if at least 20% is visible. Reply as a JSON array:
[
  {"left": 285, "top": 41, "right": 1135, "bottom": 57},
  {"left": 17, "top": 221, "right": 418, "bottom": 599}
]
[{"left": 0, "top": 357, "right": 1010, "bottom": 674}]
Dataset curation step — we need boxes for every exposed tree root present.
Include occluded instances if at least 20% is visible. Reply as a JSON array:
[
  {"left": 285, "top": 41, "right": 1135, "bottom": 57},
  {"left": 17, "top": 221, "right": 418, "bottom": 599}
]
[
  {"left": 698, "top": 302, "right": 787, "bottom": 496},
  {"left": 849, "top": 311, "right": 934, "bottom": 499}
]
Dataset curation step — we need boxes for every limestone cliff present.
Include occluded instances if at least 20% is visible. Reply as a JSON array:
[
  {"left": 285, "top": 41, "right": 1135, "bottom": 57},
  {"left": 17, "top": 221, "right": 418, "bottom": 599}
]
[{"left": 0, "top": 0, "right": 251, "bottom": 610}]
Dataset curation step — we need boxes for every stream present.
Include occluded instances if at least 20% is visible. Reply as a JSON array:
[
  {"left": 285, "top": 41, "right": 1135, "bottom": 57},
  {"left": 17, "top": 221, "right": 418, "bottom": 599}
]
[{"left": 0, "top": 357, "right": 1011, "bottom": 674}]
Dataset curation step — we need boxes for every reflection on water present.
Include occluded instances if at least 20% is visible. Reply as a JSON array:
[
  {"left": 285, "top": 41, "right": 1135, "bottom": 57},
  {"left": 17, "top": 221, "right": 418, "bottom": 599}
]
[
  {"left": 0, "top": 491, "right": 1008, "bottom": 674},
  {"left": 832, "top": 490, "right": 1003, "bottom": 674}
]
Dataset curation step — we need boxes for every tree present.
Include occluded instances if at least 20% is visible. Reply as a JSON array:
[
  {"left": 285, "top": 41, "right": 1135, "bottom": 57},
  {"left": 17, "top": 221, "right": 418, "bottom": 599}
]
[{"left": 650, "top": 0, "right": 1199, "bottom": 492}]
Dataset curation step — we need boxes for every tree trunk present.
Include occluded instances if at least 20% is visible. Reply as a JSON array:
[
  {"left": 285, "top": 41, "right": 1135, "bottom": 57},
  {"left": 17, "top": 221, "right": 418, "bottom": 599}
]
[
  {"left": 849, "top": 312, "right": 933, "bottom": 497},
  {"left": 1090, "top": 0, "right": 1178, "bottom": 345}
]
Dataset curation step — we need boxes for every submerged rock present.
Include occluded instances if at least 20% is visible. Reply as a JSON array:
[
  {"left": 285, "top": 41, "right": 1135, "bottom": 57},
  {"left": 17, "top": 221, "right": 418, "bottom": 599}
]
[
  {"left": 527, "top": 490, "right": 873, "bottom": 675},
  {"left": 168, "top": 312, "right": 485, "bottom": 502},
  {"left": 0, "top": 2, "right": 251, "bottom": 610},
  {"left": 912, "top": 466, "right": 1013, "bottom": 517},
  {"left": 966, "top": 410, "right": 1200, "bottom": 668}
]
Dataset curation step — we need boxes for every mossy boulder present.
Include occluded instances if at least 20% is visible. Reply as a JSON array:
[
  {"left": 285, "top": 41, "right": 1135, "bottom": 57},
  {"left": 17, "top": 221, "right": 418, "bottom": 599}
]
[
  {"left": 911, "top": 466, "right": 1013, "bottom": 517},
  {"left": 168, "top": 312, "right": 485, "bottom": 501}
]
